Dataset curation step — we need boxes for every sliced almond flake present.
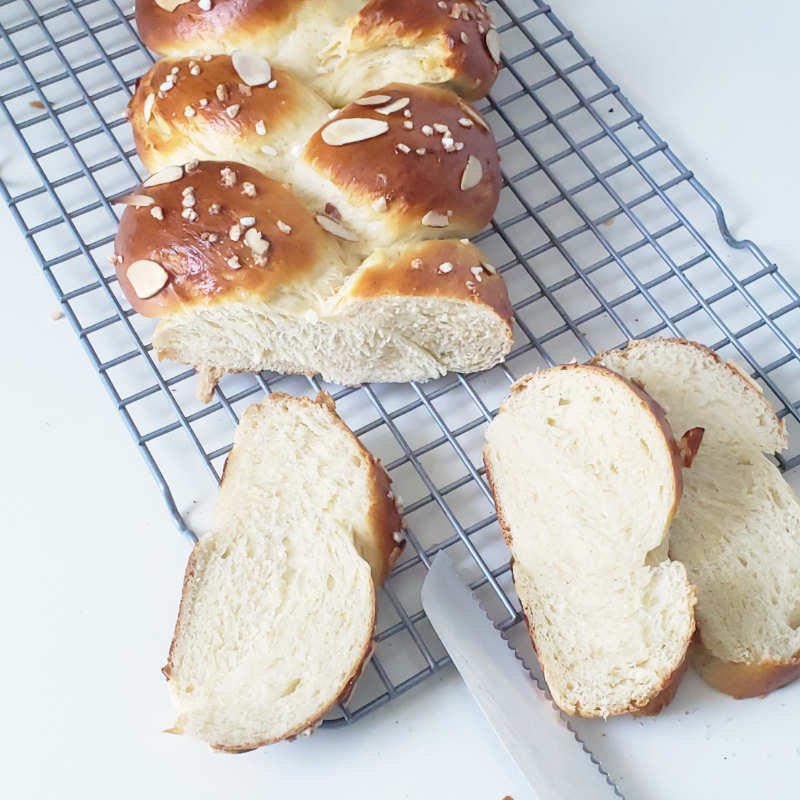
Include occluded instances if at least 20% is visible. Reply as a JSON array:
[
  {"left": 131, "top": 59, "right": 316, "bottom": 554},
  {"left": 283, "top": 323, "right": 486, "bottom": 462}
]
[
  {"left": 421, "top": 210, "right": 449, "bottom": 228},
  {"left": 314, "top": 213, "right": 358, "bottom": 242},
  {"left": 403, "top": 120, "right": 413, "bottom": 129},
  {"left": 267, "top": 79, "right": 278, "bottom": 89},
  {"left": 462, "top": 104, "right": 490, "bottom": 131},
  {"left": 485, "top": 29, "right": 501, "bottom": 64},
  {"left": 241, "top": 181, "right": 257, "bottom": 197},
  {"left": 227, "top": 255, "right": 241, "bottom": 269},
  {"left": 155, "top": 0, "right": 190, "bottom": 12},
  {"left": 415, "top": 147, "right": 426, "bottom": 156},
  {"left": 184, "top": 105, "right": 196, "bottom": 118},
  {"left": 115, "top": 193, "right": 154, "bottom": 207},
  {"left": 255, "top": 120, "right": 266, "bottom": 135},
  {"left": 142, "top": 164, "right": 183, "bottom": 187},
  {"left": 215, "top": 83, "right": 228, "bottom": 102},
  {"left": 460, "top": 155, "right": 483, "bottom": 190},
  {"left": 354, "top": 94, "right": 391, "bottom": 106},
  {"left": 197, "top": 0, "right": 211, "bottom": 10},
  {"left": 421, "top": 125, "right": 433, "bottom": 136},
  {"left": 229, "top": 224, "right": 242, "bottom": 241},
  {"left": 460, "top": 31, "right": 470, "bottom": 44},
  {"left": 433, "top": 123, "right": 449, "bottom": 133},
  {"left": 470, "top": 265, "right": 484, "bottom": 282},
  {"left": 150, "top": 206, "right": 164, "bottom": 220},
  {"left": 396, "top": 143, "right": 411, "bottom": 154},
  {"left": 260, "top": 144, "right": 278, "bottom": 156},
  {"left": 457, "top": 116, "right": 473, "bottom": 128},
  {"left": 403, "top": 108, "right": 412, "bottom": 118},
  {"left": 321, "top": 117, "right": 389, "bottom": 146},
  {"left": 482, "top": 260, "right": 497, "bottom": 274},
  {"left": 220, "top": 166, "right": 237, "bottom": 186},
  {"left": 239, "top": 216, "right": 256, "bottom": 227},
  {"left": 127, "top": 259, "right": 168, "bottom": 299},
  {"left": 276, "top": 220, "right": 292, "bottom": 234},
  {"left": 181, "top": 207, "right": 198, "bottom": 222},
  {"left": 375, "top": 97, "right": 410, "bottom": 115},
  {"left": 231, "top": 50, "right": 272, "bottom": 87},
  {"left": 225, "top": 103, "right": 240, "bottom": 118},
  {"left": 143, "top": 93, "right": 155, "bottom": 123},
  {"left": 438, "top": 261, "right": 454, "bottom": 274}
]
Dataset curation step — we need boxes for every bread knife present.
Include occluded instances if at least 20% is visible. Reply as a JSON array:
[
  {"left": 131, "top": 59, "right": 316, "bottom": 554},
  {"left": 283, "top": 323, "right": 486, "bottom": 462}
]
[{"left": 421, "top": 552, "right": 622, "bottom": 800}]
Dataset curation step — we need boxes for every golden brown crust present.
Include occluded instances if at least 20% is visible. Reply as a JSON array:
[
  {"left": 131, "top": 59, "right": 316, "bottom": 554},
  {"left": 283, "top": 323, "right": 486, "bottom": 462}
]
[
  {"left": 484, "top": 364, "right": 694, "bottom": 717},
  {"left": 136, "top": 0, "right": 300, "bottom": 58},
  {"left": 304, "top": 83, "right": 500, "bottom": 237},
  {"left": 113, "top": 160, "right": 337, "bottom": 316},
  {"left": 348, "top": 239, "right": 512, "bottom": 321},
  {"left": 691, "top": 639, "right": 800, "bottom": 699},
  {"left": 128, "top": 56, "right": 327, "bottom": 173},
  {"left": 351, "top": 0, "right": 499, "bottom": 99}
]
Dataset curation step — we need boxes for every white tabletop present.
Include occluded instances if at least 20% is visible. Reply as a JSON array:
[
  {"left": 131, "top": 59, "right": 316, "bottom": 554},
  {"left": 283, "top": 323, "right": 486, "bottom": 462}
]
[{"left": 3, "top": 2, "right": 798, "bottom": 799}]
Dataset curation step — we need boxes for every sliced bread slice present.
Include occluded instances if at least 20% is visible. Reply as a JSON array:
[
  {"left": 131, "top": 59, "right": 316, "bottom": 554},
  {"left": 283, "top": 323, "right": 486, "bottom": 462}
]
[
  {"left": 163, "top": 393, "right": 403, "bottom": 751},
  {"left": 596, "top": 338, "right": 800, "bottom": 698},
  {"left": 483, "top": 364, "right": 696, "bottom": 717}
]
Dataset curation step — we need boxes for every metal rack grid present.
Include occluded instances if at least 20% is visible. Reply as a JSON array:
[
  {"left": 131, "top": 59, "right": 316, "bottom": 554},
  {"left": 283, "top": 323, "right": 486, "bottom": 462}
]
[{"left": 1, "top": 0, "right": 798, "bottom": 726}]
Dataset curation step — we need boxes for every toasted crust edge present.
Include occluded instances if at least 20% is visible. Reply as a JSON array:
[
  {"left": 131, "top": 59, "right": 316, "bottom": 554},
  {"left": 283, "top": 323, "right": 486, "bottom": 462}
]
[
  {"left": 162, "top": 391, "right": 403, "bottom": 750},
  {"left": 691, "top": 639, "right": 800, "bottom": 699},
  {"left": 483, "top": 363, "right": 695, "bottom": 717}
]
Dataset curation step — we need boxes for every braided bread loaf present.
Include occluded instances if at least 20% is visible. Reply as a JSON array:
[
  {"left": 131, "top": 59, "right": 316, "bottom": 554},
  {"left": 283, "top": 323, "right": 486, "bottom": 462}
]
[
  {"left": 135, "top": 0, "right": 501, "bottom": 105},
  {"left": 119, "top": 6, "right": 511, "bottom": 399}
]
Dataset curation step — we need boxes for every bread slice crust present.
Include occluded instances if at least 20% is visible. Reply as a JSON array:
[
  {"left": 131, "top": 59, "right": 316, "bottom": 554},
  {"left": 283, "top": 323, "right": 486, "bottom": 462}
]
[
  {"left": 594, "top": 338, "right": 800, "bottom": 699},
  {"left": 484, "top": 364, "right": 696, "bottom": 717},
  {"left": 163, "top": 392, "right": 403, "bottom": 751}
]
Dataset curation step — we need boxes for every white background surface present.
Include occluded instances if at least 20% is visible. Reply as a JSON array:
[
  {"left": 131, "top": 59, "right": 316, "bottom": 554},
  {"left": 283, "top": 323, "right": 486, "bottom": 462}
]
[{"left": 2, "top": 2, "right": 799, "bottom": 799}]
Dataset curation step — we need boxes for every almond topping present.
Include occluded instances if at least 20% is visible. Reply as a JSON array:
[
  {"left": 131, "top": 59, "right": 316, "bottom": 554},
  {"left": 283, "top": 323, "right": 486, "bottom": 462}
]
[
  {"left": 225, "top": 104, "right": 240, "bottom": 118},
  {"left": 197, "top": 0, "right": 211, "bottom": 10},
  {"left": 215, "top": 84, "right": 228, "bottom": 102},
  {"left": 239, "top": 216, "right": 256, "bottom": 227},
  {"left": 143, "top": 93, "right": 155, "bottom": 123},
  {"left": 231, "top": 50, "right": 272, "bottom": 86},
  {"left": 482, "top": 261, "right": 497, "bottom": 274},
  {"left": 115, "top": 193, "right": 154, "bottom": 207},
  {"left": 438, "top": 262, "right": 454, "bottom": 274},
  {"left": 150, "top": 206, "right": 164, "bottom": 220},
  {"left": 227, "top": 255, "right": 241, "bottom": 269},
  {"left": 470, "top": 265, "right": 484, "bottom": 282},
  {"left": 142, "top": 164, "right": 183, "bottom": 187},
  {"left": 321, "top": 117, "right": 389, "bottom": 146},
  {"left": 276, "top": 220, "right": 292, "bottom": 234},
  {"left": 244, "top": 227, "right": 270, "bottom": 255},
  {"left": 255, "top": 120, "right": 266, "bottom": 136},
  {"left": 314, "top": 213, "right": 359, "bottom": 241},
  {"left": 127, "top": 259, "right": 168, "bottom": 298},
  {"left": 154, "top": 0, "right": 190, "bottom": 11},
  {"left": 485, "top": 29, "right": 501, "bottom": 63},
  {"left": 375, "top": 97, "right": 410, "bottom": 115},
  {"left": 421, "top": 210, "right": 449, "bottom": 228},
  {"left": 460, "top": 155, "right": 483, "bottom": 190},
  {"left": 354, "top": 94, "right": 392, "bottom": 106}
]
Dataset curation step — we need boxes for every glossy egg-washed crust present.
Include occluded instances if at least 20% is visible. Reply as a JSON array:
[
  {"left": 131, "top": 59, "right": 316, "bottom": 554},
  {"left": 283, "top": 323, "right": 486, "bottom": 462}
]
[
  {"left": 350, "top": 0, "right": 499, "bottom": 100},
  {"left": 114, "top": 161, "right": 338, "bottom": 317},
  {"left": 349, "top": 239, "right": 512, "bottom": 325},
  {"left": 135, "top": 0, "right": 498, "bottom": 100},
  {"left": 484, "top": 364, "right": 697, "bottom": 717},
  {"left": 136, "top": 0, "right": 300, "bottom": 58},
  {"left": 128, "top": 56, "right": 327, "bottom": 172},
  {"left": 163, "top": 392, "right": 404, "bottom": 752},
  {"left": 305, "top": 83, "right": 500, "bottom": 235}
]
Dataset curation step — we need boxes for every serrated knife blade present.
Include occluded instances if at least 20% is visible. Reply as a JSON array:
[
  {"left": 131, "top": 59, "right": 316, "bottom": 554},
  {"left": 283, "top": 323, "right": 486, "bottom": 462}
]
[{"left": 421, "top": 552, "right": 622, "bottom": 800}]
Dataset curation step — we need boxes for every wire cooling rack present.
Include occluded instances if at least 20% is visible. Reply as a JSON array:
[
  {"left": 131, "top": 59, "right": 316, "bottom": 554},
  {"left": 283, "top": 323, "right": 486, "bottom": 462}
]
[{"left": 1, "top": 0, "right": 799, "bottom": 726}]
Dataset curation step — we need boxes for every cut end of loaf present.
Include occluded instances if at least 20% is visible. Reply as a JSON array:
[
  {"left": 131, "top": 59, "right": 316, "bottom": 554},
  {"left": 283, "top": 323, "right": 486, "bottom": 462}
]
[{"left": 485, "top": 364, "right": 696, "bottom": 717}]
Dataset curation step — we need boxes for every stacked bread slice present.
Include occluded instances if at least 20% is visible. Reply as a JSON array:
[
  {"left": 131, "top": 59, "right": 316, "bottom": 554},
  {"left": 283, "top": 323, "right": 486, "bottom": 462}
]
[
  {"left": 164, "top": 393, "right": 403, "bottom": 750},
  {"left": 596, "top": 339, "right": 800, "bottom": 698},
  {"left": 484, "top": 364, "right": 697, "bottom": 716}
]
